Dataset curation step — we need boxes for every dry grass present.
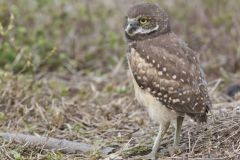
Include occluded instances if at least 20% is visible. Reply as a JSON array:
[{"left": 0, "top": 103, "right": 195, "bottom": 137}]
[
  {"left": 0, "top": 0, "right": 240, "bottom": 159},
  {"left": 0, "top": 71, "right": 239, "bottom": 159}
]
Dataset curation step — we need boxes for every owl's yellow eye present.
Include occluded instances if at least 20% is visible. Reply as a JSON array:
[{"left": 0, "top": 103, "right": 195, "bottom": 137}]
[{"left": 139, "top": 17, "right": 149, "bottom": 25}]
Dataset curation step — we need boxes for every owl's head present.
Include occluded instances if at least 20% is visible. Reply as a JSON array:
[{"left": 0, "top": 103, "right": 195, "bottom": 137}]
[{"left": 124, "top": 3, "right": 171, "bottom": 41}]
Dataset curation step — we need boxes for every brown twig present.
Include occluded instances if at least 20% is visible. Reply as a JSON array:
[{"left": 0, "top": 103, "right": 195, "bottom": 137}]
[{"left": 0, "top": 132, "right": 115, "bottom": 155}]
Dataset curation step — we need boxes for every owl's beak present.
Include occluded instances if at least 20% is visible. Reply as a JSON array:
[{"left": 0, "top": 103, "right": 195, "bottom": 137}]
[{"left": 125, "top": 20, "right": 139, "bottom": 36}]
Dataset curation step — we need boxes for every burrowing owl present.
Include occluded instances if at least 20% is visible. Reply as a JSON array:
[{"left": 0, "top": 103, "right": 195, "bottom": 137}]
[{"left": 124, "top": 3, "right": 212, "bottom": 160}]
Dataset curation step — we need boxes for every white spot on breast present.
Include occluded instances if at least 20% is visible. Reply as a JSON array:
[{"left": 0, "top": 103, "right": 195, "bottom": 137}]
[
  {"left": 193, "top": 102, "right": 198, "bottom": 109},
  {"left": 140, "top": 70, "right": 146, "bottom": 74},
  {"left": 163, "top": 67, "right": 167, "bottom": 72},
  {"left": 173, "top": 99, "right": 180, "bottom": 103},
  {"left": 183, "top": 91, "right": 188, "bottom": 95},
  {"left": 172, "top": 75, "right": 177, "bottom": 79},
  {"left": 152, "top": 60, "right": 155, "bottom": 63},
  {"left": 158, "top": 71, "right": 163, "bottom": 76}
]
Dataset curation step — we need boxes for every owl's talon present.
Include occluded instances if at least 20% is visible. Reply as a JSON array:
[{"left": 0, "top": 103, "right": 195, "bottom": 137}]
[
  {"left": 168, "top": 146, "right": 181, "bottom": 156},
  {"left": 143, "top": 152, "right": 157, "bottom": 160}
]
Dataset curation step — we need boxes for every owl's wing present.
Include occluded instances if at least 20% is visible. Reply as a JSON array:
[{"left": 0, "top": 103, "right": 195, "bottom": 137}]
[{"left": 128, "top": 40, "right": 211, "bottom": 114}]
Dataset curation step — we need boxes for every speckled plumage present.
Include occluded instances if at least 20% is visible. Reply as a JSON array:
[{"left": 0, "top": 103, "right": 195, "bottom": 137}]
[
  {"left": 128, "top": 33, "right": 211, "bottom": 122},
  {"left": 125, "top": 2, "right": 211, "bottom": 122},
  {"left": 124, "top": 3, "right": 212, "bottom": 159}
]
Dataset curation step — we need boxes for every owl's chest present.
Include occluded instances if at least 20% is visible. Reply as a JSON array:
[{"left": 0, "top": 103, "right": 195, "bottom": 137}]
[
  {"left": 127, "top": 47, "right": 179, "bottom": 122},
  {"left": 131, "top": 77, "right": 178, "bottom": 123}
]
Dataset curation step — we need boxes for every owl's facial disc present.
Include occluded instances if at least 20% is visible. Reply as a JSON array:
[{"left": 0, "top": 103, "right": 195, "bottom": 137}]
[{"left": 125, "top": 17, "right": 159, "bottom": 37}]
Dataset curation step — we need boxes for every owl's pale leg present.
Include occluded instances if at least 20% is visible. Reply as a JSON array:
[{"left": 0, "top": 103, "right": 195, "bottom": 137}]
[
  {"left": 168, "top": 116, "right": 184, "bottom": 156},
  {"left": 174, "top": 116, "right": 184, "bottom": 146},
  {"left": 148, "top": 121, "right": 170, "bottom": 160}
]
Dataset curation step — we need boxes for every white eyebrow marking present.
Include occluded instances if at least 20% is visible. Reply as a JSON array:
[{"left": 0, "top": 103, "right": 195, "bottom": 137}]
[{"left": 135, "top": 25, "right": 159, "bottom": 34}]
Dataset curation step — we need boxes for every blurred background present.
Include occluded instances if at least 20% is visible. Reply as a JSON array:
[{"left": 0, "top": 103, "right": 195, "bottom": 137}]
[
  {"left": 0, "top": 0, "right": 240, "bottom": 78},
  {"left": 0, "top": 0, "right": 240, "bottom": 159}
]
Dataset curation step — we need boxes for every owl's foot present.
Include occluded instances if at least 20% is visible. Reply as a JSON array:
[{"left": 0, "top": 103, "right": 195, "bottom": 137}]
[
  {"left": 168, "top": 145, "right": 181, "bottom": 156},
  {"left": 143, "top": 152, "right": 157, "bottom": 160}
]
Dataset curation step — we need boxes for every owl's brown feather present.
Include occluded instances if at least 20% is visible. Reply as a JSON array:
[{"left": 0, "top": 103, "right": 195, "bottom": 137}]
[
  {"left": 125, "top": 3, "right": 212, "bottom": 159},
  {"left": 128, "top": 33, "right": 211, "bottom": 122}
]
